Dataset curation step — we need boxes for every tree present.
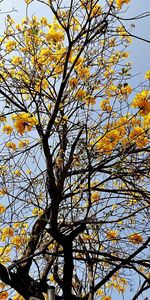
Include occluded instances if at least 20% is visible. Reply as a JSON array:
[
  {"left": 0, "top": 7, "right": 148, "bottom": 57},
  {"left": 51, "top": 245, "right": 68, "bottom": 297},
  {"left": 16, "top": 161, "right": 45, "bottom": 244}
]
[{"left": 0, "top": 0, "right": 150, "bottom": 299}]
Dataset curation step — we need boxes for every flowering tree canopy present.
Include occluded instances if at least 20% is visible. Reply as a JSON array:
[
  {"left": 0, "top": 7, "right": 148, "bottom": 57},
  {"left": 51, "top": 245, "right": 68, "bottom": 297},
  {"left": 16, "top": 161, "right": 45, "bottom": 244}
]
[{"left": 0, "top": 0, "right": 150, "bottom": 299}]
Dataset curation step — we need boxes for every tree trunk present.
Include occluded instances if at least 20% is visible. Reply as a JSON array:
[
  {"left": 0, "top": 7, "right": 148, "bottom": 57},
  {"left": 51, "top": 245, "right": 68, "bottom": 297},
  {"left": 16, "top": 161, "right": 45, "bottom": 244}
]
[{"left": 63, "top": 241, "right": 74, "bottom": 300}]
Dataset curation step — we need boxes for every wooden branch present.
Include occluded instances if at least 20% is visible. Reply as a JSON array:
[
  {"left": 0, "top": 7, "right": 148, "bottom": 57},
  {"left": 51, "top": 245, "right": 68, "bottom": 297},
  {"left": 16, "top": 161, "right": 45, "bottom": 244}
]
[{"left": 82, "top": 237, "right": 150, "bottom": 299}]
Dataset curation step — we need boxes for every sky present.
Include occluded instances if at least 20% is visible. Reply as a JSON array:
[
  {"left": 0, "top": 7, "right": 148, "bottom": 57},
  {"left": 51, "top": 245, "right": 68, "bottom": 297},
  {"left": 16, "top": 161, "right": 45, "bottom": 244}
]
[
  {"left": 124, "top": 1, "right": 150, "bottom": 83},
  {"left": 0, "top": 1, "right": 150, "bottom": 299}
]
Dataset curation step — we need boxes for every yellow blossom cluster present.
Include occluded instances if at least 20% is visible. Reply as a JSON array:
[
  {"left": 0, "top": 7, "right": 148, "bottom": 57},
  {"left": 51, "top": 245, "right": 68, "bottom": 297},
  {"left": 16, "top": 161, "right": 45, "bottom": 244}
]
[
  {"left": 106, "top": 230, "right": 118, "bottom": 240},
  {"left": 143, "top": 113, "right": 150, "bottom": 129},
  {"left": 12, "top": 112, "right": 38, "bottom": 135},
  {"left": 0, "top": 246, "right": 11, "bottom": 264},
  {"left": 116, "top": 26, "right": 132, "bottom": 43},
  {"left": 32, "top": 207, "right": 43, "bottom": 216},
  {"left": 0, "top": 15, "right": 68, "bottom": 93},
  {"left": 11, "top": 56, "right": 23, "bottom": 66},
  {"left": 0, "top": 204, "right": 6, "bottom": 214},
  {"left": 85, "top": 96, "right": 96, "bottom": 106},
  {"left": 129, "top": 127, "right": 149, "bottom": 148},
  {"left": 1, "top": 227, "right": 14, "bottom": 242},
  {"left": 145, "top": 70, "right": 150, "bottom": 80},
  {"left": 18, "top": 139, "right": 30, "bottom": 148},
  {"left": 80, "top": 1, "right": 102, "bottom": 17},
  {"left": 12, "top": 295, "right": 24, "bottom": 300},
  {"left": 76, "top": 89, "right": 87, "bottom": 99},
  {"left": 13, "top": 170, "right": 22, "bottom": 177},
  {"left": 69, "top": 77, "right": 78, "bottom": 87},
  {"left": 6, "top": 141, "right": 16, "bottom": 151},
  {"left": 3, "top": 124, "right": 13, "bottom": 134},
  {"left": 25, "top": 0, "right": 32, "bottom": 4},
  {"left": 0, "top": 188, "right": 7, "bottom": 196},
  {"left": 5, "top": 40, "right": 16, "bottom": 52},
  {"left": 11, "top": 232, "right": 29, "bottom": 249},
  {"left": 116, "top": 0, "right": 130, "bottom": 10},
  {"left": 102, "top": 296, "right": 111, "bottom": 300},
  {"left": 131, "top": 90, "right": 150, "bottom": 116},
  {"left": 105, "top": 84, "right": 132, "bottom": 99},
  {"left": 46, "top": 24, "right": 64, "bottom": 43},
  {"left": 100, "top": 99, "right": 112, "bottom": 112},
  {"left": 49, "top": 274, "right": 56, "bottom": 283},
  {"left": 0, "top": 291, "right": 9, "bottom": 300},
  {"left": 128, "top": 233, "right": 143, "bottom": 244},
  {"left": 91, "top": 192, "right": 101, "bottom": 203},
  {"left": 107, "top": 276, "right": 127, "bottom": 293},
  {"left": 96, "top": 129, "right": 123, "bottom": 154},
  {"left": 95, "top": 111, "right": 149, "bottom": 154},
  {"left": 0, "top": 115, "right": 6, "bottom": 122}
]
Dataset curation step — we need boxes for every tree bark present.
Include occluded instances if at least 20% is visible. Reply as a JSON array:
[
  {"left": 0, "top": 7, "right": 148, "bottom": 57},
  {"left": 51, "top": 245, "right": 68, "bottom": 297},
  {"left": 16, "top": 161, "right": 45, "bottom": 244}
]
[{"left": 63, "top": 241, "right": 74, "bottom": 300}]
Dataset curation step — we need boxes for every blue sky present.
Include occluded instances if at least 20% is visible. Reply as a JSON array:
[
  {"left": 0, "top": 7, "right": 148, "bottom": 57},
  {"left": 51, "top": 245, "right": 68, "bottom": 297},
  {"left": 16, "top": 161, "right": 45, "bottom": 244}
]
[{"left": 124, "top": 1, "right": 150, "bottom": 81}]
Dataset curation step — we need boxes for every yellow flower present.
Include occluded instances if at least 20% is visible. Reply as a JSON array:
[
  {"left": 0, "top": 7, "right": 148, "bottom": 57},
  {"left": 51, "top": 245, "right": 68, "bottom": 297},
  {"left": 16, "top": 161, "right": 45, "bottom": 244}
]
[
  {"left": 121, "top": 52, "right": 129, "bottom": 59},
  {"left": 11, "top": 56, "right": 23, "bottom": 65},
  {"left": 3, "top": 124, "right": 13, "bottom": 134},
  {"left": 143, "top": 113, "right": 150, "bottom": 128},
  {"left": 13, "top": 113, "right": 38, "bottom": 135},
  {"left": 131, "top": 90, "right": 150, "bottom": 116},
  {"left": 12, "top": 236, "right": 22, "bottom": 248},
  {"left": 1, "top": 227, "right": 14, "bottom": 241},
  {"left": 13, "top": 170, "right": 22, "bottom": 177},
  {"left": 32, "top": 207, "right": 43, "bottom": 216},
  {"left": 91, "top": 4, "right": 102, "bottom": 17},
  {"left": 25, "top": 0, "right": 32, "bottom": 4},
  {"left": 5, "top": 40, "right": 16, "bottom": 51},
  {"left": 145, "top": 70, "right": 150, "bottom": 80},
  {"left": 46, "top": 27, "right": 64, "bottom": 43},
  {"left": 135, "top": 137, "right": 149, "bottom": 148},
  {"left": 0, "top": 204, "right": 6, "bottom": 214},
  {"left": 116, "top": 26, "right": 132, "bottom": 43},
  {"left": 82, "top": 233, "right": 91, "bottom": 241},
  {"left": 129, "top": 127, "right": 144, "bottom": 140},
  {"left": 102, "top": 296, "right": 111, "bottom": 300},
  {"left": 40, "top": 17, "right": 48, "bottom": 26},
  {"left": 69, "top": 78, "right": 78, "bottom": 87},
  {"left": 116, "top": 0, "right": 130, "bottom": 10},
  {"left": 12, "top": 295, "right": 24, "bottom": 300},
  {"left": 0, "top": 188, "right": 7, "bottom": 196},
  {"left": 18, "top": 139, "right": 30, "bottom": 148},
  {"left": 77, "top": 67, "right": 90, "bottom": 79},
  {"left": 26, "top": 169, "right": 32, "bottom": 174},
  {"left": 2, "top": 227, "right": 14, "bottom": 236},
  {"left": 0, "top": 246, "right": 11, "bottom": 264},
  {"left": 0, "top": 115, "right": 6, "bottom": 122},
  {"left": 49, "top": 274, "right": 56, "bottom": 283},
  {"left": 76, "top": 89, "right": 87, "bottom": 99},
  {"left": 129, "top": 127, "right": 149, "bottom": 148},
  {"left": 0, "top": 291, "right": 9, "bottom": 300},
  {"left": 6, "top": 141, "right": 16, "bottom": 151},
  {"left": 128, "top": 233, "right": 143, "bottom": 244},
  {"left": 100, "top": 99, "right": 112, "bottom": 112},
  {"left": 35, "top": 78, "right": 49, "bottom": 92},
  {"left": 106, "top": 230, "right": 118, "bottom": 240},
  {"left": 96, "top": 289, "right": 104, "bottom": 296},
  {"left": 85, "top": 96, "right": 96, "bottom": 106},
  {"left": 104, "top": 69, "right": 115, "bottom": 78},
  {"left": 91, "top": 192, "right": 100, "bottom": 203},
  {"left": 0, "top": 166, "right": 8, "bottom": 176},
  {"left": 120, "top": 85, "right": 132, "bottom": 96}
]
